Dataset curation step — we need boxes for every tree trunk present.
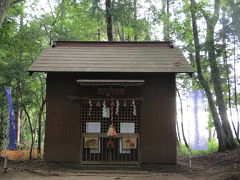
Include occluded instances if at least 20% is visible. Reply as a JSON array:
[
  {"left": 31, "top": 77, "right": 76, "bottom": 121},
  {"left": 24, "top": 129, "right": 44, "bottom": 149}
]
[
  {"left": 166, "top": 0, "right": 170, "bottom": 40},
  {"left": 190, "top": 0, "right": 228, "bottom": 151},
  {"left": 233, "top": 36, "right": 240, "bottom": 141},
  {"left": 115, "top": 22, "right": 122, "bottom": 41},
  {"left": 18, "top": 83, "right": 35, "bottom": 159},
  {"left": 208, "top": 128, "right": 212, "bottom": 141},
  {"left": 121, "top": 21, "right": 125, "bottom": 41},
  {"left": 176, "top": 120, "right": 181, "bottom": 146},
  {"left": 15, "top": 13, "right": 24, "bottom": 148},
  {"left": 176, "top": 88, "right": 189, "bottom": 148},
  {"left": 162, "top": 0, "right": 170, "bottom": 41},
  {"left": 15, "top": 86, "right": 22, "bottom": 148},
  {"left": 133, "top": 0, "right": 137, "bottom": 41},
  {"left": 223, "top": 36, "right": 239, "bottom": 143},
  {"left": 222, "top": 9, "right": 240, "bottom": 144},
  {"left": 97, "top": 27, "right": 101, "bottom": 41},
  {"left": 0, "top": 0, "right": 24, "bottom": 28},
  {"left": 97, "top": 17, "right": 101, "bottom": 41},
  {"left": 202, "top": 0, "right": 236, "bottom": 149},
  {"left": 192, "top": 0, "right": 237, "bottom": 150},
  {"left": 0, "top": 0, "right": 11, "bottom": 27},
  {"left": 106, "top": 0, "right": 113, "bottom": 41},
  {"left": 222, "top": 21, "right": 234, "bottom": 137},
  {"left": 37, "top": 98, "right": 46, "bottom": 158},
  {"left": 15, "top": 109, "right": 21, "bottom": 147},
  {"left": 206, "top": 23, "right": 236, "bottom": 149},
  {"left": 24, "top": 109, "right": 34, "bottom": 159}
]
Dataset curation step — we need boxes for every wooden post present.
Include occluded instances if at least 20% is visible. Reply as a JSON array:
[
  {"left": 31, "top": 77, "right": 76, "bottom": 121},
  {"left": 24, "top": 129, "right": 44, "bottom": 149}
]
[{"left": 4, "top": 156, "right": 8, "bottom": 173}]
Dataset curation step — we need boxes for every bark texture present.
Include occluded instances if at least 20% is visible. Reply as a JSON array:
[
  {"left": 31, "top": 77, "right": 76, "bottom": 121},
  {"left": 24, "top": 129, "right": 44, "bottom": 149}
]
[
  {"left": 176, "top": 88, "right": 189, "bottom": 148},
  {"left": 133, "top": 0, "right": 137, "bottom": 41},
  {"left": 190, "top": 0, "right": 230, "bottom": 151},
  {"left": 203, "top": 0, "right": 236, "bottom": 149},
  {"left": 37, "top": 98, "right": 46, "bottom": 158},
  {"left": 0, "top": 0, "right": 12, "bottom": 27},
  {"left": 106, "top": 0, "right": 113, "bottom": 41},
  {"left": 0, "top": 0, "right": 24, "bottom": 28},
  {"left": 162, "top": 0, "right": 170, "bottom": 41}
]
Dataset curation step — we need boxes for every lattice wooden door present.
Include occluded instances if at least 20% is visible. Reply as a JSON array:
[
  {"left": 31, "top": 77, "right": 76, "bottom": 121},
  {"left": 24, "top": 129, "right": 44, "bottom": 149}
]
[{"left": 81, "top": 103, "right": 140, "bottom": 165}]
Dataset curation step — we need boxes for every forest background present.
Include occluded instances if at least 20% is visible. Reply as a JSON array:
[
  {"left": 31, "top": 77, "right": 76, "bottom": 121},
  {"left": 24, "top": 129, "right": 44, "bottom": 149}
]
[{"left": 0, "top": 0, "right": 240, "bottom": 159}]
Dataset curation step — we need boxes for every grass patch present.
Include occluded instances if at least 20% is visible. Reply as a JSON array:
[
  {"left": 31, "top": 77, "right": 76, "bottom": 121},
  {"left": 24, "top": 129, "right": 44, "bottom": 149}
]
[{"left": 178, "top": 138, "right": 219, "bottom": 156}]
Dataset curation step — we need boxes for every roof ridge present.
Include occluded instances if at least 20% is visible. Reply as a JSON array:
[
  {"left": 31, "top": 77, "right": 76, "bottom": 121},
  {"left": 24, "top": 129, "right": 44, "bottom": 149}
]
[{"left": 52, "top": 41, "right": 174, "bottom": 48}]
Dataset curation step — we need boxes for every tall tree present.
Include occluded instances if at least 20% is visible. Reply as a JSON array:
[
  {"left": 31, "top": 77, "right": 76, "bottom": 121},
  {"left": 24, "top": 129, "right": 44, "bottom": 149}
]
[
  {"left": 190, "top": 0, "right": 237, "bottom": 151},
  {"left": 176, "top": 87, "right": 189, "bottom": 148},
  {"left": 220, "top": 7, "right": 239, "bottom": 143},
  {"left": 200, "top": 0, "right": 236, "bottom": 149},
  {"left": 233, "top": 36, "right": 240, "bottom": 140},
  {"left": 15, "top": 12, "right": 24, "bottom": 147},
  {"left": 190, "top": 0, "right": 223, "bottom": 151}
]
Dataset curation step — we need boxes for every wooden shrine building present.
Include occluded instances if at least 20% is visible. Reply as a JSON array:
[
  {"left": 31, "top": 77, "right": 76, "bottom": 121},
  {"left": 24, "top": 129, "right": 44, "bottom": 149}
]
[{"left": 28, "top": 41, "right": 193, "bottom": 165}]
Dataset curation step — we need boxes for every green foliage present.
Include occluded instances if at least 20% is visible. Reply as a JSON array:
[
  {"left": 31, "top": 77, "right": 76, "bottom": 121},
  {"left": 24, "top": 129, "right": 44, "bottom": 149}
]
[
  {"left": 0, "top": 0, "right": 156, "bottom": 152},
  {"left": 1, "top": 0, "right": 239, "bottom": 153},
  {"left": 0, "top": 1, "right": 47, "bottom": 151},
  {"left": 178, "top": 142, "right": 190, "bottom": 156},
  {"left": 178, "top": 138, "right": 219, "bottom": 156},
  {"left": 0, "top": 113, "right": 8, "bottom": 151}
]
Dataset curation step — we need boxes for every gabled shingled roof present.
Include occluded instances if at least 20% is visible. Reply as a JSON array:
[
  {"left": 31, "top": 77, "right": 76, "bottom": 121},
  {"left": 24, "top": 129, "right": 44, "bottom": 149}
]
[{"left": 28, "top": 41, "right": 193, "bottom": 73}]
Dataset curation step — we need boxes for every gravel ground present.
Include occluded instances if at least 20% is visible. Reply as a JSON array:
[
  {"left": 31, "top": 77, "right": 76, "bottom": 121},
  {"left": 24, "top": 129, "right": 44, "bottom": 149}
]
[{"left": 0, "top": 148, "right": 239, "bottom": 180}]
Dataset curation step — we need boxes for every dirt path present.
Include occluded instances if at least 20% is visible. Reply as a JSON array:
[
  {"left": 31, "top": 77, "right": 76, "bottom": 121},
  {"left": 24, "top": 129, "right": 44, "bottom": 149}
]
[
  {"left": 0, "top": 171, "right": 198, "bottom": 180},
  {"left": 0, "top": 148, "right": 239, "bottom": 180}
]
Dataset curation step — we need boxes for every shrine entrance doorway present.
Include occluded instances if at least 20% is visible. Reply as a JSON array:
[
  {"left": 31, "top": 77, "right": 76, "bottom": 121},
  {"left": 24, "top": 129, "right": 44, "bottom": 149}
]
[{"left": 78, "top": 80, "right": 144, "bottom": 165}]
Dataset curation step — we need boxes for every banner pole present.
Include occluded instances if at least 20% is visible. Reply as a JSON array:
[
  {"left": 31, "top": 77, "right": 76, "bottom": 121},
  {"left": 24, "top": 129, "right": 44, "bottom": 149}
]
[
  {"left": 3, "top": 155, "right": 8, "bottom": 173},
  {"left": 187, "top": 93, "right": 192, "bottom": 173},
  {"left": 189, "top": 149, "right": 192, "bottom": 173},
  {"left": 3, "top": 87, "right": 14, "bottom": 173}
]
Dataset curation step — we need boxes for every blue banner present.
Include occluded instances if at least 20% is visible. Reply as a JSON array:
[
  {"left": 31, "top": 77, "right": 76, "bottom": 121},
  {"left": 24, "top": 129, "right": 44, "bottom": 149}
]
[
  {"left": 5, "top": 88, "right": 17, "bottom": 149},
  {"left": 189, "top": 91, "right": 208, "bottom": 150}
]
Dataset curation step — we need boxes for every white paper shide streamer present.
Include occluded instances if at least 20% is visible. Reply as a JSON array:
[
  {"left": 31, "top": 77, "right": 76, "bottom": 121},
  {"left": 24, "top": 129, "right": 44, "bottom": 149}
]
[
  {"left": 132, "top": 100, "right": 136, "bottom": 116},
  {"left": 116, "top": 100, "right": 120, "bottom": 115},
  {"left": 102, "top": 101, "right": 107, "bottom": 118}
]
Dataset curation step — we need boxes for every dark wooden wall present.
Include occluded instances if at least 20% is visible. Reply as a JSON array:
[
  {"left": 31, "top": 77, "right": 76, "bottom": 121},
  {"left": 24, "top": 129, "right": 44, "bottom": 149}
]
[
  {"left": 44, "top": 72, "right": 176, "bottom": 163},
  {"left": 45, "top": 73, "right": 81, "bottom": 162},
  {"left": 141, "top": 74, "right": 176, "bottom": 164}
]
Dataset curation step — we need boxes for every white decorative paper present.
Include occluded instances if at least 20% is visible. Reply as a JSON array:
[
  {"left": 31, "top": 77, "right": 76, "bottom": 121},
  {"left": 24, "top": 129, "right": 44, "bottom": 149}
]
[
  {"left": 120, "top": 123, "right": 135, "bottom": 133},
  {"left": 86, "top": 122, "right": 101, "bottom": 133},
  {"left": 102, "top": 107, "right": 110, "bottom": 118}
]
